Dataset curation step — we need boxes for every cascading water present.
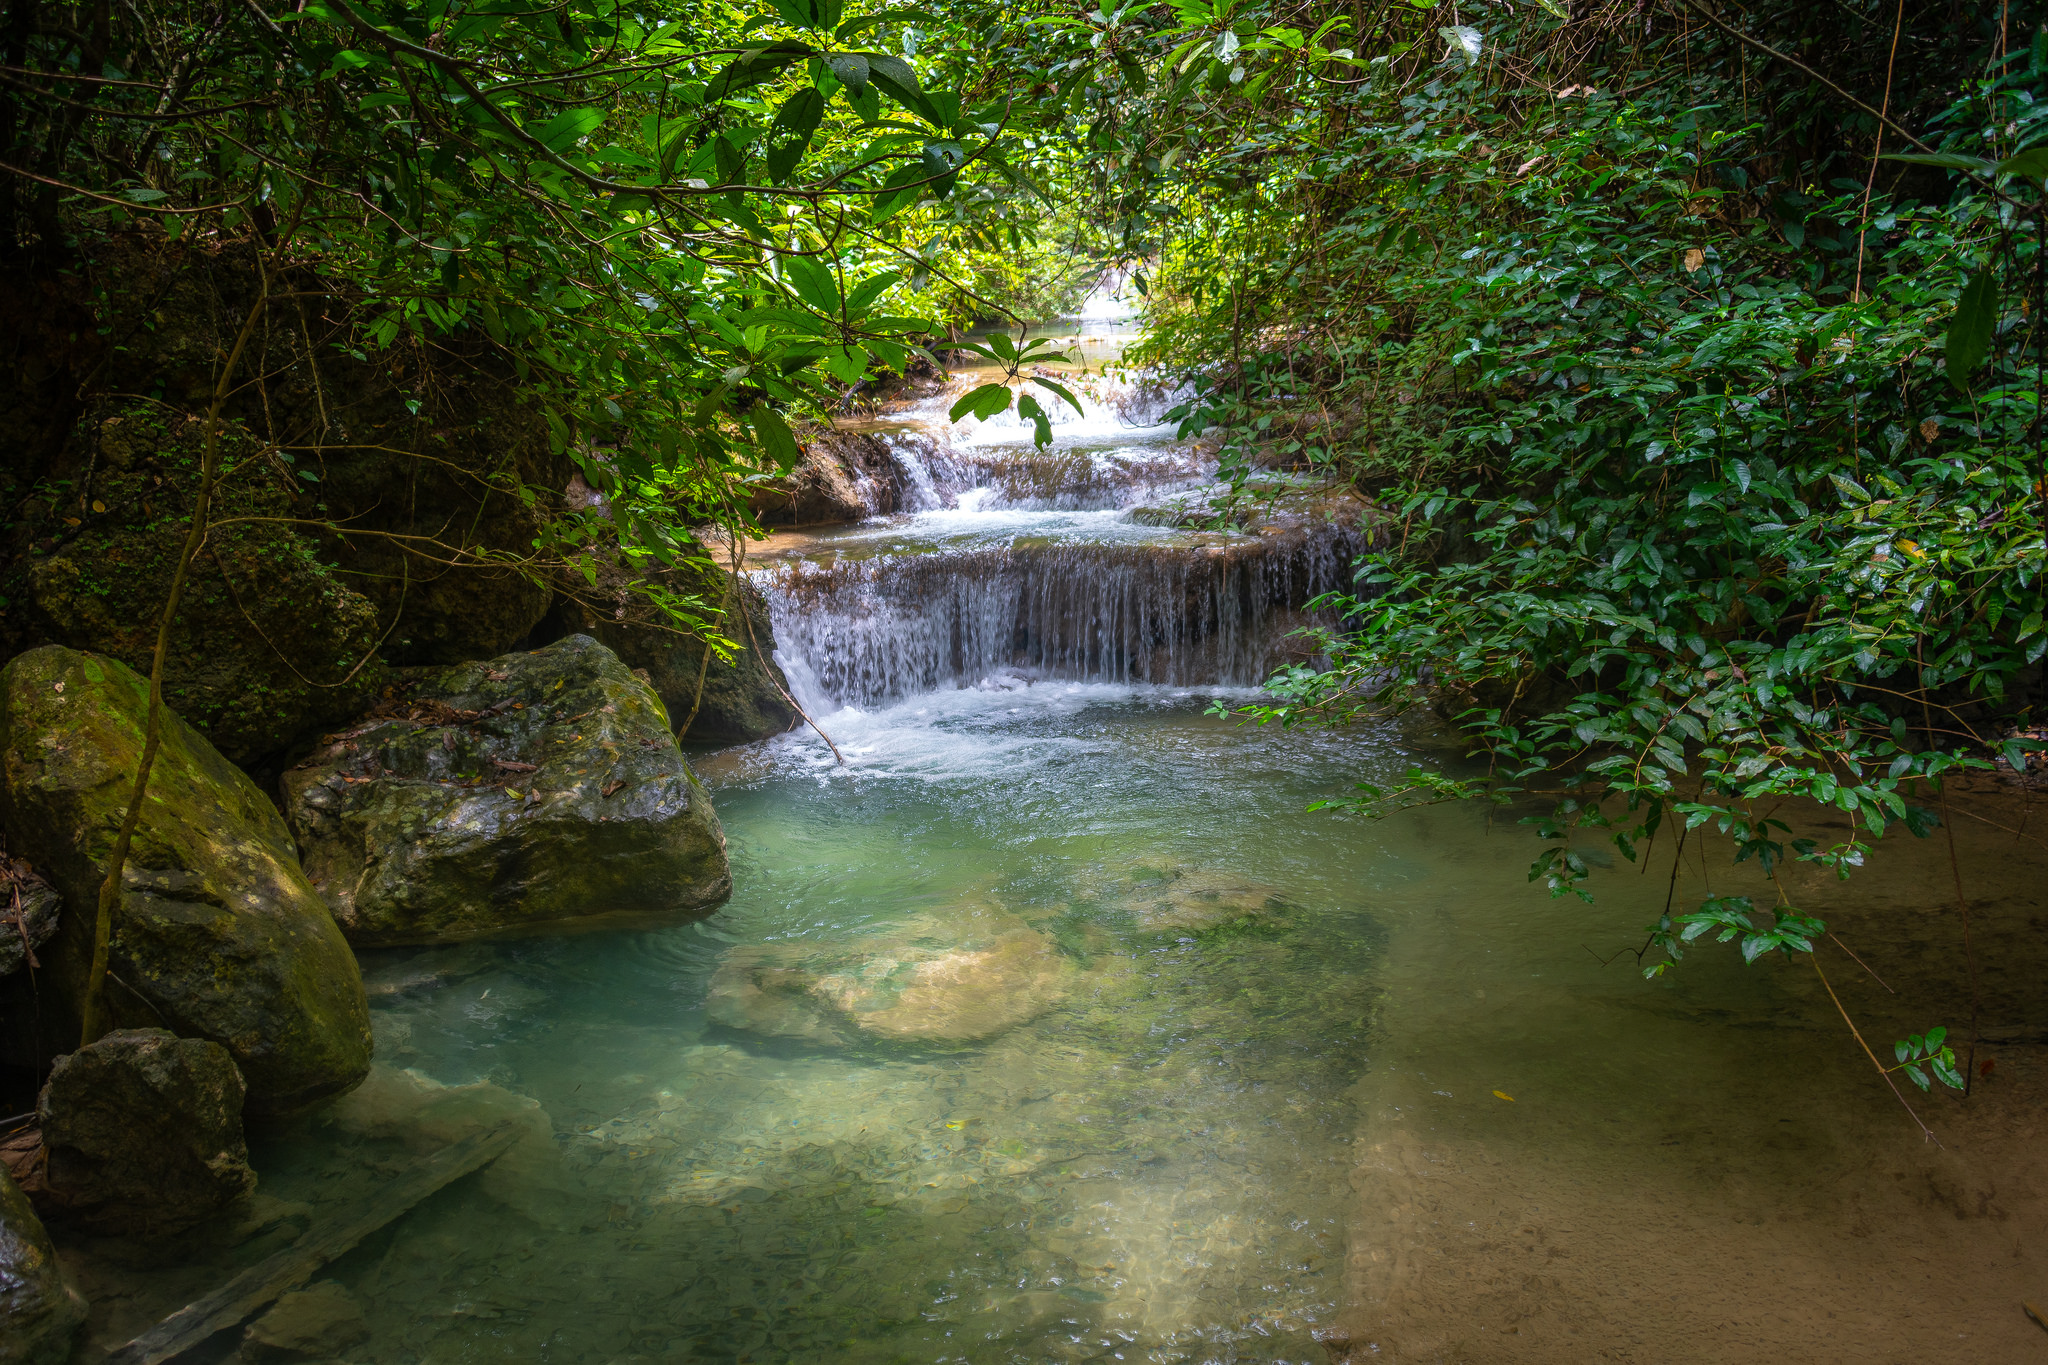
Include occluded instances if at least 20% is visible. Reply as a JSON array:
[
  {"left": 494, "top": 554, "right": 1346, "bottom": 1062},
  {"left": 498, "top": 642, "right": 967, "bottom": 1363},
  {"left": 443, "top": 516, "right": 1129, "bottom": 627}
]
[{"left": 752, "top": 315, "right": 1371, "bottom": 714}]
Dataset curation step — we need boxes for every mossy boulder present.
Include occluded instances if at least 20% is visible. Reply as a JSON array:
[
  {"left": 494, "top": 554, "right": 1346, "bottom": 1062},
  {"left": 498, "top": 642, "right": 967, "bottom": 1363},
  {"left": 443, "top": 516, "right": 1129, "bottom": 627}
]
[
  {"left": 0, "top": 1164, "right": 84, "bottom": 1365},
  {"left": 37, "top": 1027, "right": 256, "bottom": 1235},
  {"left": 707, "top": 902, "right": 1076, "bottom": 1046},
  {"left": 0, "top": 645, "right": 372, "bottom": 1114},
  {"left": 280, "top": 635, "right": 730, "bottom": 946},
  {"left": 2, "top": 401, "right": 390, "bottom": 766}
]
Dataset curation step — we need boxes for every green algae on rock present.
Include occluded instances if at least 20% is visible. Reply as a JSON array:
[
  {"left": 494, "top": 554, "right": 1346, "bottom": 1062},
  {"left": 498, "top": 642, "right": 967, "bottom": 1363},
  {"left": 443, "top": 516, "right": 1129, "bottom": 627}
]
[
  {"left": 707, "top": 902, "right": 1077, "bottom": 1046},
  {"left": 0, "top": 1164, "right": 85, "bottom": 1365},
  {"left": 0, "top": 646, "right": 372, "bottom": 1114},
  {"left": 281, "top": 635, "right": 730, "bottom": 946}
]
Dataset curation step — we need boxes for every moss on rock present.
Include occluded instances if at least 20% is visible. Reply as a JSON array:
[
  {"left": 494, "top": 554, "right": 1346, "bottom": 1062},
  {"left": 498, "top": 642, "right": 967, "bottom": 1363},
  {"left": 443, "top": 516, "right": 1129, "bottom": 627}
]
[
  {"left": 281, "top": 635, "right": 730, "bottom": 945},
  {"left": 0, "top": 645, "right": 372, "bottom": 1114},
  {"left": 4, "top": 400, "right": 388, "bottom": 766}
]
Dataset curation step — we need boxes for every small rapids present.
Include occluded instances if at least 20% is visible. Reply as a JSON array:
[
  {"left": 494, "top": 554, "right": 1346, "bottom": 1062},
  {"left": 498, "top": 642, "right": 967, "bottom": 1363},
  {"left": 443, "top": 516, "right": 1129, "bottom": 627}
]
[{"left": 753, "top": 353, "right": 1369, "bottom": 714}]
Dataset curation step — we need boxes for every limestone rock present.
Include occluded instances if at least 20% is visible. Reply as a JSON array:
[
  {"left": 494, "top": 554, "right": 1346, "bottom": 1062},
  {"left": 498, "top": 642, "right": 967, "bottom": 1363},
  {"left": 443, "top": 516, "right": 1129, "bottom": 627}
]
[
  {"left": 282, "top": 635, "right": 730, "bottom": 946},
  {"left": 38, "top": 1028, "right": 256, "bottom": 1235},
  {"left": 708, "top": 903, "right": 1076, "bottom": 1046},
  {"left": 0, "top": 1165, "right": 85, "bottom": 1365},
  {"left": 545, "top": 556, "right": 798, "bottom": 747},
  {"left": 0, "top": 646, "right": 372, "bottom": 1113},
  {"left": 2, "top": 401, "right": 389, "bottom": 767},
  {"left": 242, "top": 1281, "right": 370, "bottom": 1363},
  {"left": 750, "top": 429, "right": 905, "bottom": 526}
]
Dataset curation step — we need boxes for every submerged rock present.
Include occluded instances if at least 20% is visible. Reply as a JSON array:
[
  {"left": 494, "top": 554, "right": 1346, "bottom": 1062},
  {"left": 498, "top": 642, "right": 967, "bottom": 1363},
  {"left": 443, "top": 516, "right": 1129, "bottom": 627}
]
[
  {"left": 708, "top": 903, "right": 1077, "bottom": 1046},
  {"left": 321, "top": 1065, "right": 573, "bottom": 1225},
  {"left": 0, "top": 646, "right": 372, "bottom": 1114},
  {"left": 36, "top": 1027, "right": 255, "bottom": 1235},
  {"left": 0, "top": 1164, "right": 85, "bottom": 1365},
  {"left": 242, "top": 1281, "right": 371, "bottom": 1362},
  {"left": 1102, "top": 866, "right": 1284, "bottom": 936},
  {"left": 282, "top": 635, "right": 730, "bottom": 946}
]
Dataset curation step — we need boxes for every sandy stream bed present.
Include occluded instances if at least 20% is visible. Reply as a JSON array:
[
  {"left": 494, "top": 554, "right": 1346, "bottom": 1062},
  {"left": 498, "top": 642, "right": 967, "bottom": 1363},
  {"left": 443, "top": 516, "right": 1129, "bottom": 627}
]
[{"left": 1329, "top": 776, "right": 2047, "bottom": 1364}]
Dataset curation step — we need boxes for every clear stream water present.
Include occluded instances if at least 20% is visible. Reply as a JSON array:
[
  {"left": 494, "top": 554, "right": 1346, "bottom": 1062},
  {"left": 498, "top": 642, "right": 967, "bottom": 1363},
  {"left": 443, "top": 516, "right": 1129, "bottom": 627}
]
[{"left": 69, "top": 293, "right": 2046, "bottom": 1364}]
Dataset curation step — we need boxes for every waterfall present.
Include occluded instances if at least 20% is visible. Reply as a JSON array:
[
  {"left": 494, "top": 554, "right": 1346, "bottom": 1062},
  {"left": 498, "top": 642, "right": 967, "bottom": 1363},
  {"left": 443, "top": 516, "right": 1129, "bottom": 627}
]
[
  {"left": 761, "top": 531, "right": 1364, "bottom": 710},
  {"left": 756, "top": 328, "right": 1372, "bottom": 714}
]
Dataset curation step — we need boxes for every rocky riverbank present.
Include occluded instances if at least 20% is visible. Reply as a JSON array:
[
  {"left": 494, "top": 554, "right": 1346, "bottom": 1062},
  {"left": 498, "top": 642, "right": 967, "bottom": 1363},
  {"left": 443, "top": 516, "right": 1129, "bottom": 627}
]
[{"left": 0, "top": 633, "right": 735, "bottom": 1357}]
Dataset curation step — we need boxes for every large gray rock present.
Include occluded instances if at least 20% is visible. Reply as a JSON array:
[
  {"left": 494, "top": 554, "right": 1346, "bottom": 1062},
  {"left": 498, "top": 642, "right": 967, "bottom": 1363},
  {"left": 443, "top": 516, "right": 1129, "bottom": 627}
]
[
  {"left": 38, "top": 1027, "right": 256, "bottom": 1235},
  {"left": 0, "top": 1164, "right": 86, "bottom": 1365},
  {"left": 282, "top": 635, "right": 730, "bottom": 945},
  {"left": 0, "top": 646, "right": 372, "bottom": 1114}
]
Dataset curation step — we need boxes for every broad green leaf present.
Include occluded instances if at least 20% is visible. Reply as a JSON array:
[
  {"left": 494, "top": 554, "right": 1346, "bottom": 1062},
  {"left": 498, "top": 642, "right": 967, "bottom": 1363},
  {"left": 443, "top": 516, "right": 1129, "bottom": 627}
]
[
  {"left": 1995, "top": 146, "right": 2048, "bottom": 184},
  {"left": 1016, "top": 392, "right": 1053, "bottom": 447},
  {"left": 826, "top": 52, "right": 871, "bottom": 93},
  {"left": 784, "top": 255, "right": 841, "bottom": 314},
  {"left": 766, "top": 86, "right": 826, "bottom": 182},
  {"left": 948, "top": 382, "right": 1012, "bottom": 422},
  {"left": 1879, "top": 151, "right": 1996, "bottom": 174},
  {"left": 706, "top": 42, "right": 813, "bottom": 100},
  {"left": 532, "top": 107, "right": 606, "bottom": 153},
  {"left": 1031, "top": 375, "right": 1085, "bottom": 414},
  {"left": 1944, "top": 270, "right": 1997, "bottom": 392},
  {"left": 845, "top": 270, "right": 900, "bottom": 314},
  {"left": 865, "top": 52, "right": 939, "bottom": 124},
  {"left": 751, "top": 407, "right": 803, "bottom": 472},
  {"left": 824, "top": 345, "right": 870, "bottom": 384}
]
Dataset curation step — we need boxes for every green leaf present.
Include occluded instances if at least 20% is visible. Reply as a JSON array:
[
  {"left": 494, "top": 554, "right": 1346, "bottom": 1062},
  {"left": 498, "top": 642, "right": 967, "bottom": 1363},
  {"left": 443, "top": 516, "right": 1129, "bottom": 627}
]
[
  {"left": 1904, "top": 1063, "right": 1931, "bottom": 1092},
  {"left": 1995, "top": 146, "right": 2048, "bottom": 183},
  {"left": 751, "top": 407, "right": 803, "bottom": 471},
  {"left": 824, "top": 345, "right": 870, "bottom": 384},
  {"left": 706, "top": 43, "right": 813, "bottom": 101},
  {"left": 826, "top": 52, "right": 871, "bottom": 94},
  {"left": 1031, "top": 375, "right": 1085, "bottom": 414},
  {"left": 1016, "top": 392, "right": 1053, "bottom": 448},
  {"left": 532, "top": 107, "right": 606, "bottom": 154},
  {"left": 713, "top": 134, "right": 747, "bottom": 186},
  {"left": 784, "top": 255, "right": 841, "bottom": 314},
  {"left": 1879, "top": 151, "right": 1997, "bottom": 174},
  {"left": 834, "top": 9, "right": 936, "bottom": 42},
  {"left": 865, "top": 52, "right": 939, "bottom": 125},
  {"left": 1924, "top": 1025, "right": 1946, "bottom": 1051},
  {"left": 869, "top": 162, "right": 925, "bottom": 223},
  {"left": 766, "top": 86, "right": 826, "bottom": 182},
  {"left": 1945, "top": 270, "right": 1998, "bottom": 392},
  {"left": 948, "top": 382, "right": 1013, "bottom": 422},
  {"left": 845, "top": 270, "right": 900, "bottom": 314}
]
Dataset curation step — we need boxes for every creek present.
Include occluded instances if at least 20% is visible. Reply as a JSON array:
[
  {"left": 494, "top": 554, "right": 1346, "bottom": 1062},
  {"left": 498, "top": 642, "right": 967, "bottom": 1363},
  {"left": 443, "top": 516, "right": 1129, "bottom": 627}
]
[{"left": 68, "top": 297, "right": 2048, "bottom": 1365}]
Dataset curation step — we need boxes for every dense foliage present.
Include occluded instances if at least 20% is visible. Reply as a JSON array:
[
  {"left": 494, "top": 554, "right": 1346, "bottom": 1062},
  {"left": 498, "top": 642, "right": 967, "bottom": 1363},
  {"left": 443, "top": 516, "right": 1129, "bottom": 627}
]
[
  {"left": 1064, "top": 0, "right": 2044, "bottom": 1058},
  {"left": 2, "top": 0, "right": 1103, "bottom": 632},
  {"left": 10, "top": 0, "right": 2043, "bottom": 1091}
]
